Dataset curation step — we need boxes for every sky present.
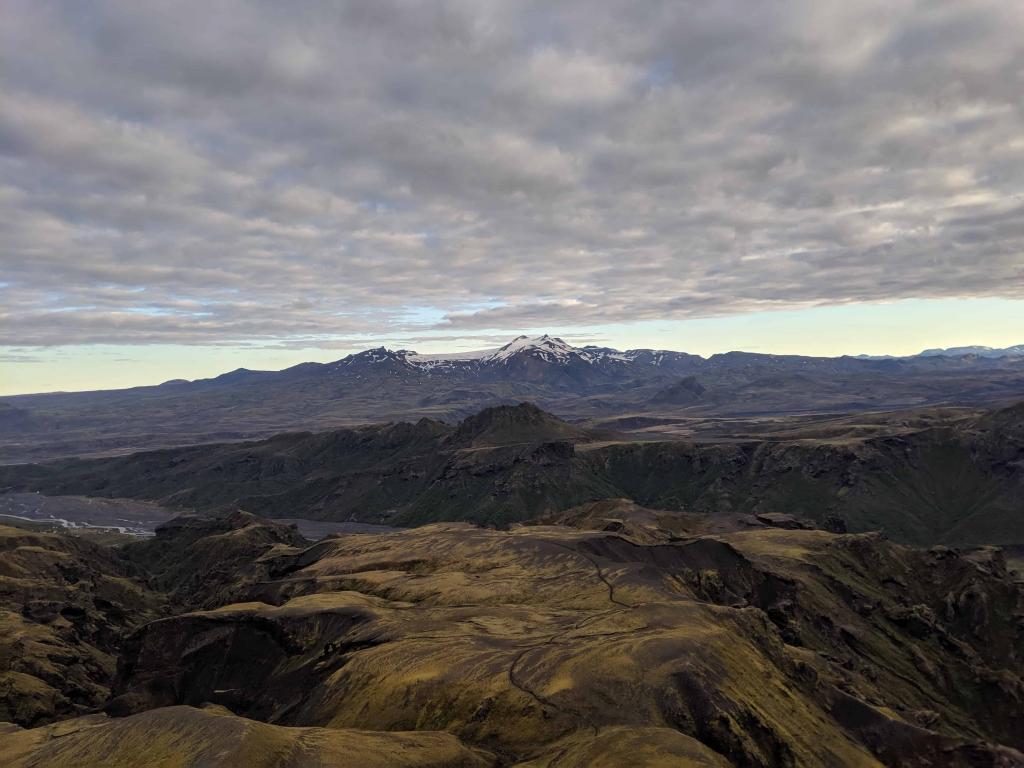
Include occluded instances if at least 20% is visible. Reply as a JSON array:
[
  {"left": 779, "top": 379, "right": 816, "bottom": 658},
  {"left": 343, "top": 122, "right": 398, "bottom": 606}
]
[{"left": 1, "top": 1, "right": 1023, "bottom": 395}]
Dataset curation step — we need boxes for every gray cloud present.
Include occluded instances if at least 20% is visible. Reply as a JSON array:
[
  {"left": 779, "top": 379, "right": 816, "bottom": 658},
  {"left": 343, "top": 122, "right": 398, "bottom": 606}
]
[{"left": 1, "top": 0, "right": 1023, "bottom": 347}]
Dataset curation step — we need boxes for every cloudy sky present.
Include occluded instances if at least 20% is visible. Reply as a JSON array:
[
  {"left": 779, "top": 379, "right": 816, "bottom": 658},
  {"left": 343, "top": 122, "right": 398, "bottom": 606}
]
[{"left": 2, "top": 0, "right": 1023, "bottom": 394}]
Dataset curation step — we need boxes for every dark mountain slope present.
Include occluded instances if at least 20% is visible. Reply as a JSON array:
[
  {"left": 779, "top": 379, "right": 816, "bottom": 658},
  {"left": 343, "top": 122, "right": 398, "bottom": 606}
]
[
  {"left": 0, "top": 404, "right": 610, "bottom": 528},
  {"left": 2, "top": 418, "right": 455, "bottom": 521},
  {"left": 651, "top": 375, "right": 706, "bottom": 404},
  {"left": 447, "top": 402, "right": 592, "bottom": 447},
  {"left": 3, "top": 402, "right": 1023, "bottom": 546},
  {"left": 587, "top": 400, "right": 1024, "bottom": 545},
  {"left": 593, "top": 426, "right": 1024, "bottom": 546}
]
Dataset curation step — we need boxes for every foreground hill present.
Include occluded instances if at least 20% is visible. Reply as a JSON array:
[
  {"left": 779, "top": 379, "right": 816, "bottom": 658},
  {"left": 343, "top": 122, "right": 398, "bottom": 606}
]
[
  {"left": 0, "top": 706, "right": 492, "bottom": 768},
  {"left": 1, "top": 512, "right": 1022, "bottom": 766},
  {"left": 0, "top": 526, "right": 162, "bottom": 725},
  {"left": 3, "top": 402, "right": 1023, "bottom": 546},
  {"left": 4, "top": 334, "right": 1024, "bottom": 463}
]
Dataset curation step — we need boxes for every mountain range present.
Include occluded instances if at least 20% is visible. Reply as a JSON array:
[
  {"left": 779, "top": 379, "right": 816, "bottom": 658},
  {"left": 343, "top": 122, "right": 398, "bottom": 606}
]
[
  {"left": 4, "top": 334, "right": 1024, "bottom": 464},
  {"left": 170, "top": 334, "right": 1024, "bottom": 378},
  {"left": 204, "top": 334, "right": 707, "bottom": 385}
]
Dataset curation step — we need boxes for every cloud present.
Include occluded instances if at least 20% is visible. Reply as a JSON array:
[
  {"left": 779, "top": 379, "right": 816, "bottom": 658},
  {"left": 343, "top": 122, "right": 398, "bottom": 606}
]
[
  {"left": 1, "top": 0, "right": 1022, "bottom": 347},
  {"left": 507, "top": 47, "right": 640, "bottom": 106}
]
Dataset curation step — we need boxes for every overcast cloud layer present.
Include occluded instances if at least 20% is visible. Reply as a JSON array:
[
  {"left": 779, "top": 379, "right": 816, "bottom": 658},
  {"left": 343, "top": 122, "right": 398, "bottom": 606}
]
[{"left": 2, "top": 0, "right": 1023, "bottom": 348}]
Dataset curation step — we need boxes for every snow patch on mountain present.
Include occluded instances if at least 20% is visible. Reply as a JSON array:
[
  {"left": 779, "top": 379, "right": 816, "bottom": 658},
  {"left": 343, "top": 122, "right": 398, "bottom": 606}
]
[
  {"left": 404, "top": 348, "right": 498, "bottom": 363},
  {"left": 327, "top": 334, "right": 702, "bottom": 373}
]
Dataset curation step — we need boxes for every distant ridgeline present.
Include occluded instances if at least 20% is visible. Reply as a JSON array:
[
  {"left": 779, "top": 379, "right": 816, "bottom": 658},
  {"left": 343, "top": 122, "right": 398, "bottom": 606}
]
[{"left": 3, "top": 334, "right": 1024, "bottom": 465}]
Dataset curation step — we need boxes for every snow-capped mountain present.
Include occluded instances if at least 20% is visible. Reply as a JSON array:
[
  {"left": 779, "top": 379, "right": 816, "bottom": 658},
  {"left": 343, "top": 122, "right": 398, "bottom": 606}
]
[
  {"left": 322, "top": 335, "right": 702, "bottom": 381},
  {"left": 10, "top": 334, "right": 1024, "bottom": 466},
  {"left": 167, "top": 334, "right": 1024, "bottom": 398}
]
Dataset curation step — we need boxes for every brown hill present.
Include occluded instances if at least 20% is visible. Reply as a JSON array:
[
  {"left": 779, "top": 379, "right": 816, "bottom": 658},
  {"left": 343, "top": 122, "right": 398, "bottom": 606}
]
[
  {"left": 0, "top": 526, "right": 162, "bottom": 726},
  {"left": 1, "top": 512, "right": 1022, "bottom": 765},
  {"left": 0, "top": 705, "right": 491, "bottom": 768}
]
